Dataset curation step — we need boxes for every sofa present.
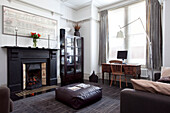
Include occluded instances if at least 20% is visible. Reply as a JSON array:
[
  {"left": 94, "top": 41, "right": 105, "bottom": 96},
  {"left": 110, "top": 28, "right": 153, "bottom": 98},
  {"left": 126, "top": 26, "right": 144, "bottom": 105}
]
[
  {"left": 120, "top": 73, "right": 170, "bottom": 113},
  {"left": 0, "top": 87, "right": 13, "bottom": 113}
]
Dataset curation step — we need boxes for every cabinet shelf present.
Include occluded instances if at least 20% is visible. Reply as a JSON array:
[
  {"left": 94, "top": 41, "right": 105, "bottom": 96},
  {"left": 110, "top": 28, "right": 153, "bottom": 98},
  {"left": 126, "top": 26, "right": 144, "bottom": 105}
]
[
  {"left": 75, "top": 55, "right": 81, "bottom": 57},
  {"left": 66, "top": 55, "right": 74, "bottom": 57},
  {"left": 67, "top": 64, "right": 74, "bottom": 66},
  {"left": 67, "top": 46, "right": 74, "bottom": 48},
  {"left": 76, "top": 47, "right": 81, "bottom": 49}
]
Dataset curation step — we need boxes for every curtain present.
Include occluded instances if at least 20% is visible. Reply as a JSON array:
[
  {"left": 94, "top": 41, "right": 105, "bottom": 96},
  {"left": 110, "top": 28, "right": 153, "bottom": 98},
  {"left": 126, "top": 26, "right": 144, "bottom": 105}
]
[
  {"left": 146, "top": 0, "right": 162, "bottom": 70},
  {"left": 99, "top": 10, "right": 108, "bottom": 65}
]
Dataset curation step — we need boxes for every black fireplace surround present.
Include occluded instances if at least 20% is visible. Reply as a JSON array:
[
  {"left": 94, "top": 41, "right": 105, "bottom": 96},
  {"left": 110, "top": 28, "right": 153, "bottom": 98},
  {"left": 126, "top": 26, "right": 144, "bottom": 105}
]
[{"left": 4, "top": 46, "right": 58, "bottom": 92}]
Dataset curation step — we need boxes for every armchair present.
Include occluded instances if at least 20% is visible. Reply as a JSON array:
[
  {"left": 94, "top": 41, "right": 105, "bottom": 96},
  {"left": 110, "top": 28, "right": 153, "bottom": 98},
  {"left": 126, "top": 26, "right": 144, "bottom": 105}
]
[{"left": 0, "top": 86, "right": 13, "bottom": 113}]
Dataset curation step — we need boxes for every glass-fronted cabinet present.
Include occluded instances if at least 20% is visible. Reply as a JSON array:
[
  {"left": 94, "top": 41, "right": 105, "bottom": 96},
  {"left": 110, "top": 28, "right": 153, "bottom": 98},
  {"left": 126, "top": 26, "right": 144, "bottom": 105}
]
[{"left": 60, "top": 29, "right": 84, "bottom": 86}]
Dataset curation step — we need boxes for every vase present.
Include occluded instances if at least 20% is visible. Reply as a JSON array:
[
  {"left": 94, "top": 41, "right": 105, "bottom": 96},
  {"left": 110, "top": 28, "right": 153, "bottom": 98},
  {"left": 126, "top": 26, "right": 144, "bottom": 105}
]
[
  {"left": 74, "top": 30, "right": 80, "bottom": 36},
  {"left": 33, "top": 39, "right": 37, "bottom": 47}
]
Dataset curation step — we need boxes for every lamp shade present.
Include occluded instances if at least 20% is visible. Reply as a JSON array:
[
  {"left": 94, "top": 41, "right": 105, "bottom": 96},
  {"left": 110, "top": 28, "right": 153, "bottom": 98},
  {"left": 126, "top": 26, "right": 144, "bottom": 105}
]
[{"left": 116, "top": 30, "right": 124, "bottom": 38}]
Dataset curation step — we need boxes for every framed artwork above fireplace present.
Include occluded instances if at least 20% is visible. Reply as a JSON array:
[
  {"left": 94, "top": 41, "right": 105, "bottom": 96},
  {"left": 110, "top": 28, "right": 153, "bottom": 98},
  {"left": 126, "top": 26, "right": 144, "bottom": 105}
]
[{"left": 2, "top": 5, "right": 58, "bottom": 41}]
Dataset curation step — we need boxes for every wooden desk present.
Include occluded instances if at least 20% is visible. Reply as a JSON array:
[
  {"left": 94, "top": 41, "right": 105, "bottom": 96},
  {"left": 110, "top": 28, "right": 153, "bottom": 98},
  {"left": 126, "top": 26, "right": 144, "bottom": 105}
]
[{"left": 102, "top": 63, "right": 141, "bottom": 84}]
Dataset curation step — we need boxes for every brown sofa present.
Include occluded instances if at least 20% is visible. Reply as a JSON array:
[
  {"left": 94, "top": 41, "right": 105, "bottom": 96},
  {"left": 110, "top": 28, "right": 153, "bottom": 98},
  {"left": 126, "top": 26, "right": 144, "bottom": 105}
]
[
  {"left": 0, "top": 87, "right": 13, "bottom": 113},
  {"left": 120, "top": 73, "right": 170, "bottom": 113}
]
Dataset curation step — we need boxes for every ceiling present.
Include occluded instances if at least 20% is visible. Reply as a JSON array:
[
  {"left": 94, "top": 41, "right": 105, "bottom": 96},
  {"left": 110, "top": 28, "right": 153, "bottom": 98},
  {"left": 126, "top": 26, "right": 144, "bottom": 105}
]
[{"left": 60, "top": 0, "right": 125, "bottom": 10}]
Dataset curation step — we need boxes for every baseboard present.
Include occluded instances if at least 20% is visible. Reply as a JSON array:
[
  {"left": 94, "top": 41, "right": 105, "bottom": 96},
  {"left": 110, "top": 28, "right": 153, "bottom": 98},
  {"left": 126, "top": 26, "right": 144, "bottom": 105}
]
[{"left": 0, "top": 84, "right": 7, "bottom": 87}]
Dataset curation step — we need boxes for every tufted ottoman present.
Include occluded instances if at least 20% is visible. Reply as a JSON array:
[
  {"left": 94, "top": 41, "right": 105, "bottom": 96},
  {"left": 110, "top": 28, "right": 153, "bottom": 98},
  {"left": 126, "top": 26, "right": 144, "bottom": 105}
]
[{"left": 55, "top": 83, "right": 102, "bottom": 109}]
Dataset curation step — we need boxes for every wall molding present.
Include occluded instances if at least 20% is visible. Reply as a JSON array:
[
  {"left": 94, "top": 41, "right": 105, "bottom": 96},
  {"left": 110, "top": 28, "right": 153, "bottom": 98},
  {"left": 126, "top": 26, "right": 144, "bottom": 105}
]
[
  {"left": 11, "top": 0, "right": 63, "bottom": 16},
  {"left": 61, "top": 17, "right": 99, "bottom": 23}
]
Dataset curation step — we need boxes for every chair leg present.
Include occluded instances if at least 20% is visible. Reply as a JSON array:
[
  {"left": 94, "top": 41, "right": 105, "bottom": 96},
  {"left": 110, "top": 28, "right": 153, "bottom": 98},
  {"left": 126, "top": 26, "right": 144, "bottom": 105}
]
[
  {"left": 110, "top": 75, "right": 114, "bottom": 87},
  {"left": 125, "top": 75, "right": 128, "bottom": 87},
  {"left": 114, "top": 75, "right": 117, "bottom": 85},
  {"left": 119, "top": 76, "right": 121, "bottom": 88}
]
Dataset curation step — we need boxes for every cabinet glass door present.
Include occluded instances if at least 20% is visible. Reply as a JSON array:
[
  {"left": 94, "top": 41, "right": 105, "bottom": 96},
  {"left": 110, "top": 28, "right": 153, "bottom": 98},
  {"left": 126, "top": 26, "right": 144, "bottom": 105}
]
[
  {"left": 61, "top": 65, "right": 65, "bottom": 75},
  {"left": 76, "top": 56, "right": 82, "bottom": 73},
  {"left": 61, "top": 48, "right": 65, "bottom": 56},
  {"left": 75, "top": 48, "right": 81, "bottom": 56},
  {"left": 67, "top": 47, "right": 74, "bottom": 56},
  {"left": 67, "top": 37, "right": 74, "bottom": 47},
  {"left": 67, "top": 66, "right": 74, "bottom": 74},
  {"left": 67, "top": 56, "right": 74, "bottom": 65},
  {"left": 75, "top": 38, "right": 81, "bottom": 48}
]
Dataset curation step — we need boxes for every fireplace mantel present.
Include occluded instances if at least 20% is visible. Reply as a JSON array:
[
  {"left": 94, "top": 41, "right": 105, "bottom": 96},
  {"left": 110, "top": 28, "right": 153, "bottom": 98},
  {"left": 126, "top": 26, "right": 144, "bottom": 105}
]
[
  {"left": 4, "top": 46, "right": 59, "bottom": 92},
  {"left": 2, "top": 46, "right": 60, "bottom": 51}
]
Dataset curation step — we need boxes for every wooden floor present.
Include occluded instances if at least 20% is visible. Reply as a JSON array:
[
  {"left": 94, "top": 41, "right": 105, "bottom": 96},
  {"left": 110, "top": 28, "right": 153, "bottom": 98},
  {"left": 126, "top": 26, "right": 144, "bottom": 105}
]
[{"left": 11, "top": 80, "right": 131, "bottom": 113}]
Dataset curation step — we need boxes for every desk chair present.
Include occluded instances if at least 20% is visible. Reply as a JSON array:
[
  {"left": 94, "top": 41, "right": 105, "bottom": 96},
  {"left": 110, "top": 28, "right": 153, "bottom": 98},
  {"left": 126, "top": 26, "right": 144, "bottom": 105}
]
[{"left": 109, "top": 60, "right": 127, "bottom": 88}]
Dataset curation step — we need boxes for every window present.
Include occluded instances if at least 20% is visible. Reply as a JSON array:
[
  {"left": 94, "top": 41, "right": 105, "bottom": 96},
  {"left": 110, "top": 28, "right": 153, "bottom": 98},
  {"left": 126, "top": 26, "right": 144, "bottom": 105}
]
[{"left": 108, "top": 1, "right": 146, "bottom": 65}]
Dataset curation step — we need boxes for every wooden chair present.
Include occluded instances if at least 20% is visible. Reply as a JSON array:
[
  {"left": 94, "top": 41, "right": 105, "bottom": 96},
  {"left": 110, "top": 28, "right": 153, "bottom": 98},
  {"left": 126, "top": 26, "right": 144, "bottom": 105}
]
[{"left": 109, "top": 60, "right": 127, "bottom": 88}]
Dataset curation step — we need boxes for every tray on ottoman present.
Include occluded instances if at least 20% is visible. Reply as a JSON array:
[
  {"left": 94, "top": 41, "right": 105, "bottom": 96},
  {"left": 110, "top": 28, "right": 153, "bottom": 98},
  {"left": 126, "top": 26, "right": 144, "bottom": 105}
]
[{"left": 55, "top": 83, "right": 102, "bottom": 109}]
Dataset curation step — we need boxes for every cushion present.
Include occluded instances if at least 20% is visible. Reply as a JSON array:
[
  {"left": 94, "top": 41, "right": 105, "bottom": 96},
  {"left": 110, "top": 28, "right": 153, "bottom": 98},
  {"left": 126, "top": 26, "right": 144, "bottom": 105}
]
[
  {"left": 158, "top": 76, "right": 170, "bottom": 83},
  {"left": 161, "top": 67, "right": 170, "bottom": 78},
  {"left": 131, "top": 79, "right": 170, "bottom": 96}
]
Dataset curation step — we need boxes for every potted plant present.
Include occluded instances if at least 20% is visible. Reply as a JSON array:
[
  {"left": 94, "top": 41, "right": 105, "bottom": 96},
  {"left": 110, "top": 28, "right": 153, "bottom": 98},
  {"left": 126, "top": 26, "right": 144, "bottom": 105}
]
[
  {"left": 31, "top": 32, "right": 41, "bottom": 47},
  {"left": 74, "top": 23, "right": 81, "bottom": 36}
]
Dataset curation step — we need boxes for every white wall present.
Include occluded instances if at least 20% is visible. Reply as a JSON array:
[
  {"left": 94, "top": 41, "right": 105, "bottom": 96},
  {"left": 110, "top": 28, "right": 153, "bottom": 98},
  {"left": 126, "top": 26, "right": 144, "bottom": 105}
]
[
  {"left": 0, "top": 0, "right": 76, "bottom": 86},
  {"left": 60, "top": 2, "right": 76, "bottom": 21},
  {"left": 163, "top": 0, "right": 170, "bottom": 66},
  {"left": 90, "top": 20, "right": 100, "bottom": 73},
  {"left": 18, "top": 0, "right": 60, "bottom": 13},
  {"left": 0, "top": 0, "right": 101, "bottom": 85},
  {"left": 90, "top": 5, "right": 100, "bottom": 75},
  {"left": 76, "top": 5, "right": 92, "bottom": 21},
  {"left": 79, "top": 21, "right": 91, "bottom": 75},
  {"left": 0, "top": 0, "right": 60, "bottom": 48},
  {"left": 78, "top": 4, "right": 100, "bottom": 79}
]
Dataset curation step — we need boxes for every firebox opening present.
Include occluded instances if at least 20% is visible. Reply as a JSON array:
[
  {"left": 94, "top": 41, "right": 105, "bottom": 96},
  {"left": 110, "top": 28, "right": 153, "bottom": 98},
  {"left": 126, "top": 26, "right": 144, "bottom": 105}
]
[{"left": 23, "top": 62, "right": 47, "bottom": 90}]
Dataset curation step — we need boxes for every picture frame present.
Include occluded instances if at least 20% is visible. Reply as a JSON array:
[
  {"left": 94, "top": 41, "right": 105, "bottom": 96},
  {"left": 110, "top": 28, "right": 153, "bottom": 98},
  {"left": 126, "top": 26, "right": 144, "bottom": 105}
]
[{"left": 2, "top": 5, "right": 58, "bottom": 41}]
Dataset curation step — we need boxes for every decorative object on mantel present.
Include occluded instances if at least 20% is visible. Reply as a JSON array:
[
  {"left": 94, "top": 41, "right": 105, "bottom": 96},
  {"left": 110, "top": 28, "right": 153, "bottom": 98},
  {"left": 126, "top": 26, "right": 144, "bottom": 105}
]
[
  {"left": 31, "top": 32, "right": 41, "bottom": 47},
  {"left": 89, "top": 71, "right": 98, "bottom": 83},
  {"left": 74, "top": 23, "right": 81, "bottom": 36},
  {"left": 15, "top": 27, "right": 18, "bottom": 46}
]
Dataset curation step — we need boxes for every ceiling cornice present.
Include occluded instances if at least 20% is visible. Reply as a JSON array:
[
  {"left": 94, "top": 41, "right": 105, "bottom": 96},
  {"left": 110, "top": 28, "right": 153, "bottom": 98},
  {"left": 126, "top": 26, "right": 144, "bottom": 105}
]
[{"left": 61, "top": 0, "right": 92, "bottom": 10}]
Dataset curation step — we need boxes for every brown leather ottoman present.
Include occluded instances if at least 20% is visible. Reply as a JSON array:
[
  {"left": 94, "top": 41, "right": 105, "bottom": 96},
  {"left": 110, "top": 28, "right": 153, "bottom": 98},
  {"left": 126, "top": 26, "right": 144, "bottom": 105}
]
[{"left": 55, "top": 83, "right": 102, "bottom": 109}]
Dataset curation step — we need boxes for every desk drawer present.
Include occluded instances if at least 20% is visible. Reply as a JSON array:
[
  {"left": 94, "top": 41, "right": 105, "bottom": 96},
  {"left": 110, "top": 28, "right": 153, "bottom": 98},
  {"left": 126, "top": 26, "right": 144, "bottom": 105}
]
[
  {"left": 124, "top": 71, "right": 134, "bottom": 75},
  {"left": 124, "top": 67, "right": 133, "bottom": 71},
  {"left": 102, "top": 65, "right": 111, "bottom": 72}
]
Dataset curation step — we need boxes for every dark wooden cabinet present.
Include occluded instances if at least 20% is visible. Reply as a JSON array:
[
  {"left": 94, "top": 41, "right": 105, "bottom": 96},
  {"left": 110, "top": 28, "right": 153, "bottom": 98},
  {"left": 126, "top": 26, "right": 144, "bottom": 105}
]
[{"left": 60, "top": 34, "right": 84, "bottom": 86}]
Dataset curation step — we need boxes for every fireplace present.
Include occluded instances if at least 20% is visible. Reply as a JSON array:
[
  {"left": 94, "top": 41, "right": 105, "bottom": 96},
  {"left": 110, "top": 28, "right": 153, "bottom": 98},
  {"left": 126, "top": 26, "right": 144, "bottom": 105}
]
[
  {"left": 4, "top": 46, "right": 58, "bottom": 92},
  {"left": 23, "top": 63, "right": 47, "bottom": 90}
]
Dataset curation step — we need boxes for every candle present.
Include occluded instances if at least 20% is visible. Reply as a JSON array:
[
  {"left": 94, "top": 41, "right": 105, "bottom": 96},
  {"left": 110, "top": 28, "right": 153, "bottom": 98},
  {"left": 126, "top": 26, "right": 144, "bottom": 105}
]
[{"left": 15, "top": 27, "right": 18, "bottom": 31}]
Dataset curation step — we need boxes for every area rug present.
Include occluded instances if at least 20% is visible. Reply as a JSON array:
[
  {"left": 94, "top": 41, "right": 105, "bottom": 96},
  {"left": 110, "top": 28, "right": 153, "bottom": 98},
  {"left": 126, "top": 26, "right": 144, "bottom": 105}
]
[{"left": 12, "top": 81, "right": 121, "bottom": 113}]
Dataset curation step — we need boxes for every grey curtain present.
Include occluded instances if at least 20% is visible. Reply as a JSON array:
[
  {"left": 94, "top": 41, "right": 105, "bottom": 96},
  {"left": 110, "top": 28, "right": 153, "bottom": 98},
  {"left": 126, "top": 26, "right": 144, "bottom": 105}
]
[
  {"left": 99, "top": 10, "right": 108, "bottom": 65},
  {"left": 146, "top": 0, "right": 162, "bottom": 70}
]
